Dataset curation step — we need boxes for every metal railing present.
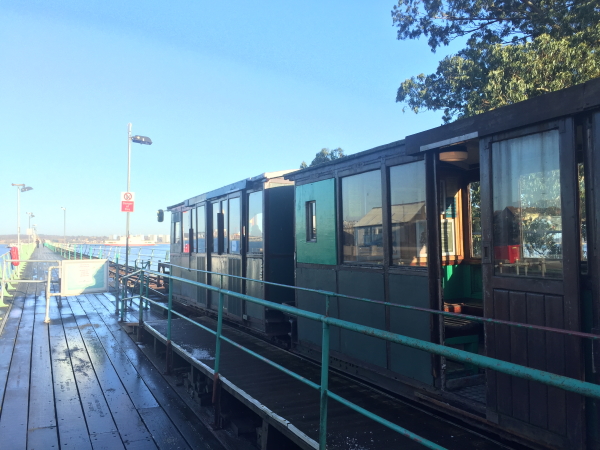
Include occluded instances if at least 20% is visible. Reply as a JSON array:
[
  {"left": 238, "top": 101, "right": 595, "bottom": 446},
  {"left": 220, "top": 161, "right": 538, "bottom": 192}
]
[
  {"left": 46, "top": 242, "right": 169, "bottom": 270},
  {"left": 116, "top": 267, "right": 600, "bottom": 450},
  {"left": 162, "top": 262, "right": 600, "bottom": 342},
  {"left": 1, "top": 243, "right": 36, "bottom": 305}
]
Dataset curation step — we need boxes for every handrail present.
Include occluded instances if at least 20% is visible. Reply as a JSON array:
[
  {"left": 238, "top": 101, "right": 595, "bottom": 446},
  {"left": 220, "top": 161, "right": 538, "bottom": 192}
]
[
  {"left": 48, "top": 242, "right": 169, "bottom": 270},
  {"left": 162, "top": 262, "right": 600, "bottom": 341},
  {"left": 120, "top": 268, "right": 600, "bottom": 450}
]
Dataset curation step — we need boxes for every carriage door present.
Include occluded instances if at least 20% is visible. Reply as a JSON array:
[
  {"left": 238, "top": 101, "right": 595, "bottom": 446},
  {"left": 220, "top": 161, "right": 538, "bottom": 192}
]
[{"left": 480, "top": 120, "right": 584, "bottom": 449}]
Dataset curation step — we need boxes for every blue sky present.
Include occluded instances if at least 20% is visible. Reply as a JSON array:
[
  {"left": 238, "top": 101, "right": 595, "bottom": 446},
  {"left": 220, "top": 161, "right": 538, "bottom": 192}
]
[{"left": 0, "top": 1, "right": 460, "bottom": 237}]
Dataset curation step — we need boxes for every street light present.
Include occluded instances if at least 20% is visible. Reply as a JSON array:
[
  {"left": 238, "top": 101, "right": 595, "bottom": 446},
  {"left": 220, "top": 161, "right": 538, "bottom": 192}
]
[
  {"left": 61, "top": 207, "right": 66, "bottom": 243},
  {"left": 11, "top": 183, "right": 33, "bottom": 253},
  {"left": 125, "top": 123, "right": 153, "bottom": 271},
  {"left": 26, "top": 212, "right": 35, "bottom": 243}
]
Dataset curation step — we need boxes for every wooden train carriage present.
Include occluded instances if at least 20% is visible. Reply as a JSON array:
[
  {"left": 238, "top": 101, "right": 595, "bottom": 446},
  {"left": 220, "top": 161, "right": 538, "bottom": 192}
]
[
  {"left": 167, "top": 170, "right": 296, "bottom": 337},
  {"left": 286, "top": 78, "right": 600, "bottom": 450}
]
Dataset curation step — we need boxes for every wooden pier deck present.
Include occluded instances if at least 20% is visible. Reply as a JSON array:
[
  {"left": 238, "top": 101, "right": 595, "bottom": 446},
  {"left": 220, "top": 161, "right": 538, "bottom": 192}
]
[{"left": 0, "top": 247, "right": 224, "bottom": 450}]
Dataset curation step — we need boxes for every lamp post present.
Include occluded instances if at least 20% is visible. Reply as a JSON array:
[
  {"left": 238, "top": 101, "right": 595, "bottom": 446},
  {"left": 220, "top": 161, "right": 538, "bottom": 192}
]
[
  {"left": 125, "top": 123, "right": 153, "bottom": 271},
  {"left": 11, "top": 183, "right": 33, "bottom": 253},
  {"left": 26, "top": 212, "right": 35, "bottom": 243},
  {"left": 61, "top": 207, "right": 66, "bottom": 243}
]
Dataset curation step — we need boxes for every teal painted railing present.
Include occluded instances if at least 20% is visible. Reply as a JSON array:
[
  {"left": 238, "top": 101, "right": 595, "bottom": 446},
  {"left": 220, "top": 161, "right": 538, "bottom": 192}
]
[{"left": 46, "top": 242, "right": 168, "bottom": 270}]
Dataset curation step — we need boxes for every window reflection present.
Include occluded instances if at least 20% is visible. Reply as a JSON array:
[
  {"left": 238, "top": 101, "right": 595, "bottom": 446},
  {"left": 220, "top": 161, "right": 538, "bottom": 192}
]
[
  {"left": 492, "top": 130, "right": 562, "bottom": 278},
  {"left": 578, "top": 163, "right": 587, "bottom": 263},
  {"left": 469, "top": 182, "right": 482, "bottom": 258},
  {"left": 306, "top": 201, "right": 317, "bottom": 242},
  {"left": 248, "top": 191, "right": 263, "bottom": 254},
  {"left": 342, "top": 170, "right": 383, "bottom": 264},
  {"left": 173, "top": 219, "right": 181, "bottom": 246},
  {"left": 183, "top": 210, "right": 190, "bottom": 253},
  {"left": 389, "top": 162, "right": 427, "bottom": 266},
  {"left": 229, "top": 197, "right": 241, "bottom": 254},
  {"left": 212, "top": 202, "right": 220, "bottom": 254},
  {"left": 197, "top": 205, "right": 206, "bottom": 253}
]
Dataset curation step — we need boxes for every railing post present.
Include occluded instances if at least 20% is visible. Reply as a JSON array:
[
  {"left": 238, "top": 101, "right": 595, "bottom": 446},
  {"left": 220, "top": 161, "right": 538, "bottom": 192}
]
[
  {"left": 319, "top": 296, "right": 331, "bottom": 450},
  {"left": 115, "top": 260, "right": 120, "bottom": 317},
  {"left": 137, "top": 269, "right": 145, "bottom": 342},
  {"left": 212, "top": 289, "right": 225, "bottom": 428},
  {"left": 166, "top": 277, "right": 173, "bottom": 375}
]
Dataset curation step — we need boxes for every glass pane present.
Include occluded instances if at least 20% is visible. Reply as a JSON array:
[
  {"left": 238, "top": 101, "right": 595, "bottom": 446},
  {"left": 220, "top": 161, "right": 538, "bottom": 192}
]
[
  {"left": 183, "top": 210, "right": 190, "bottom": 253},
  {"left": 248, "top": 191, "right": 263, "bottom": 254},
  {"left": 306, "top": 201, "right": 317, "bottom": 241},
  {"left": 342, "top": 170, "right": 383, "bottom": 264},
  {"left": 229, "top": 197, "right": 241, "bottom": 254},
  {"left": 470, "top": 182, "right": 482, "bottom": 258},
  {"left": 389, "top": 162, "right": 427, "bottom": 266},
  {"left": 222, "top": 200, "right": 228, "bottom": 253},
  {"left": 492, "top": 130, "right": 562, "bottom": 278},
  {"left": 212, "top": 202, "right": 219, "bottom": 253},
  {"left": 197, "top": 205, "right": 206, "bottom": 253},
  {"left": 173, "top": 220, "right": 181, "bottom": 246},
  {"left": 579, "top": 163, "right": 587, "bottom": 262}
]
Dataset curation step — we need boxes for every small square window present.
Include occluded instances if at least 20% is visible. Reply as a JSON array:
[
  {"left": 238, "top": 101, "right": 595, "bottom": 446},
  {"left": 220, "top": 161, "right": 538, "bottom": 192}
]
[{"left": 306, "top": 201, "right": 317, "bottom": 242}]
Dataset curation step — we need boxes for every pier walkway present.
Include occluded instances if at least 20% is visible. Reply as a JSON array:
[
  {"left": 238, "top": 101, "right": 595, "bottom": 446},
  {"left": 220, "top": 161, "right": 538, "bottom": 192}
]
[{"left": 0, "top": 246, "right": 224, "bottom": 450}]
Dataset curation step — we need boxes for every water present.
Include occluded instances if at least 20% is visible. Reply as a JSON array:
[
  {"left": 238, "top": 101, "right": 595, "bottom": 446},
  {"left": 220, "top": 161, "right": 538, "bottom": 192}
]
[{"left": 74, "top": 243, "right": 170, "bottom": 270}]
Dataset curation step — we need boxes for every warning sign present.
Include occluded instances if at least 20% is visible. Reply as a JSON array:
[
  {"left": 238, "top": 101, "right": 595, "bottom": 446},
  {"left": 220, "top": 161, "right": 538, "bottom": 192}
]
[
  {"left": 62, "top": 259, "right": 109, "bottom": 296},
  {"left": 121, "top": 192, "right": 135, "bottom": 212}
]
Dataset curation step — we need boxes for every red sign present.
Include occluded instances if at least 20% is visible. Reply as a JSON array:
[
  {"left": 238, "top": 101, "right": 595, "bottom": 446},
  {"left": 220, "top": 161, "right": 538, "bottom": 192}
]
[{"left": 121, "top": 201, "right": 135, "bottom": 212}]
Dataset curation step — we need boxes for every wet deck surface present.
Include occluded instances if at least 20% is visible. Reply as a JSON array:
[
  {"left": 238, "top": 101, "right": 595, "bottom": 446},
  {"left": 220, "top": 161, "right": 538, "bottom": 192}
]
[{"left": 0, "top": 247, "right": 224, "bottom": 450}]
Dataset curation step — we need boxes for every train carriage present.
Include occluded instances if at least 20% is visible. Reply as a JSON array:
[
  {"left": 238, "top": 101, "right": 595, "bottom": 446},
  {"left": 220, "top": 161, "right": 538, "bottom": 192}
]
[
  {"left": 285, "top": 78, "right": 600, "bottom": 450},
  {"left": 167, "top": 170, "right": 296, "bottom": 337}
]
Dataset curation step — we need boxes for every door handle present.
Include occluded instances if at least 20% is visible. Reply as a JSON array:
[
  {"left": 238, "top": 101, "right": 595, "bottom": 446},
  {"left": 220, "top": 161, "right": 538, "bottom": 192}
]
[{"left": 482, "top": 241, "right": 491, "bottom": 264}]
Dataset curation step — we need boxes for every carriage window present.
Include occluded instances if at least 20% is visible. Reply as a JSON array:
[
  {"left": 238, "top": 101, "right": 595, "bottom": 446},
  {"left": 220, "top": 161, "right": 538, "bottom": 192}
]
[
  {"left": 197, "top": 205, "right": 206, "bottom": 253},
  {"left": 389, "top": 162, "right": 427, "bottom": 266},
  {"left": 306, "top": 201, "right": 317, "bottom": 242},
  {"left": 212, "top": 201, "right": 224, "bottom": 254},
  {"left": 342, "top": 170, "right": 383, "bottom": 264},
  {"left": 578, "top": 163, "right": 587, "bottom": 263},
  {"left": 182, "top": 210, "right": 190, "bottom": 253},
  {"left": 469, "top": 182, "right": 482, "bottom": 258},
  {"left": 492, "top": 130, "right": 562, "bottom": 278},
  {"left": 229, "top": 197, "right": 241, "bottom": 254},
  {"left": 173, "top": 219, "right": 181, "bottom": 247},
  {"left": 248, "top": 191, "right": 263, "bottom": 254}
]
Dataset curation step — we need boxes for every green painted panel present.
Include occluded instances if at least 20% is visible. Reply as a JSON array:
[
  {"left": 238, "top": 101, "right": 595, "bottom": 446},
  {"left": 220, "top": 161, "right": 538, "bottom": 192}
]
[
  {"left": 296, "top": 267, "right": 340, "bottom": 351},
  {"left": 389, "top": 273, "right": 433, "bottom": 385},
  {"left": 295, "top": 179, "right": 337, "bottom": 265},
  {"left": 338, "top": 270, "right": 386, "bottom": 368},
  {"left": 442, "top": 264, "right": 483, "bottom": 301}
]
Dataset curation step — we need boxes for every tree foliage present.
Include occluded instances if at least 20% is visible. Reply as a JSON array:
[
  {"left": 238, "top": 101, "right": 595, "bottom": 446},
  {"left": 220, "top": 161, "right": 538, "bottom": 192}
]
[
  {"left": 392, "top": 0, "right": 600, "bottom": 122},
  {"left": 300, "top": 148, "right": 345, "bottom": 169}
]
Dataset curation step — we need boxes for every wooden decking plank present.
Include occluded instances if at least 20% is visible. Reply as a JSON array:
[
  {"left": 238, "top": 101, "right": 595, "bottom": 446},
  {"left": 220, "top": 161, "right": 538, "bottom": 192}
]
[
  {"left": 28, "top": 426, "right": 60, "bottom": 450},
  {"left": 67, "top": 298, "right": 156, "bottom": 444},
  {"left": 124, "top": 437, "right": 159, "bottom": 450},
  {"left": 27, "top": 294, "right": 59, "bottom": 450},
  {"left": 0, "top": 296, "right": 25, "bottom": 413},
  {"left": 0, "top": 294, "right": 36, "bottom": 450},
  {"left": 58, "top": 298, "right": 119, "bottom": 437},
  {"left": 82, "top": 294, "right": 224, "bottom": 450},
  {"left": 90, "top": 431, "right": 126, "bottom": 450},
  {"left": 48, "top": 297, "right": 93, "bottom": 450},
  {"left": 138, "top": 407, "right": 191, "bottom": 450},
  {"left": 73, "top": 297, "right": 160, "bottom": 411}
]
